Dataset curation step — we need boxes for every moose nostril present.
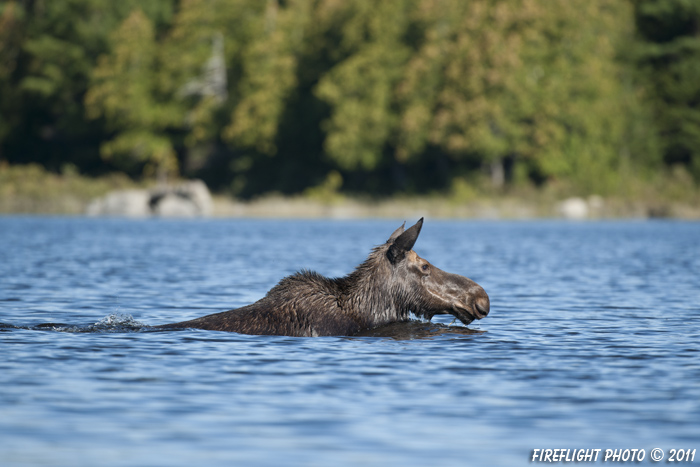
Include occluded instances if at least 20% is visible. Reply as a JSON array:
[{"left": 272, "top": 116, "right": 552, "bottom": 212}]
[{"left": 475, "top": 295, "right": 490, "bottom": 316}]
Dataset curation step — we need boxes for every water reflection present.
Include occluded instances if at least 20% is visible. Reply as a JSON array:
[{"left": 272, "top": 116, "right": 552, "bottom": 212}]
[{"left": 355, "top": 320, "right": 485, "bottom": 340}]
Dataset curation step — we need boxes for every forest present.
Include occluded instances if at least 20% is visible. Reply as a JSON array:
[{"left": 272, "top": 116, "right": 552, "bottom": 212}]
[{"left": 1, "top": 0, "right": 699, "bottom": 200}]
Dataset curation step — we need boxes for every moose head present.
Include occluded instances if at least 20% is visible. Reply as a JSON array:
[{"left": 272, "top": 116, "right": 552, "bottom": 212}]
[{"left": 381, "top": 218, "right": 490, "bottom": 326}]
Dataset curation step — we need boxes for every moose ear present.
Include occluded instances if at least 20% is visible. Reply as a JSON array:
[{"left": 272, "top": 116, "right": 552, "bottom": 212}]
[
  {"left": 387, "top": 218, "right": 423, "bottom": 263},
  {"left": 386, "top": 222, "right": 406, "bottom": 243}
]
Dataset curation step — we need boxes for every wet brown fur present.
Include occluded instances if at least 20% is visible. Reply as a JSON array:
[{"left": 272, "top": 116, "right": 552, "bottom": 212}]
[{"left": 158, "top": 219, "right": 489, "bottom": 336}]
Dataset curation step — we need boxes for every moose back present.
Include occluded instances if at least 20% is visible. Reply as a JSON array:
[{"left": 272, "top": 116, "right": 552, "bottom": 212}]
[{"left": 158, "top": 218, "right": 489, "bottom": 336}]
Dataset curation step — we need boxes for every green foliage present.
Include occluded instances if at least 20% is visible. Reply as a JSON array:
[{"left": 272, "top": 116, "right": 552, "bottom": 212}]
[
  {"left": 632, "top": 0, "right": 700, "bottom": 180},
  {"left": 0, "top": 0, "right": 696, "bottom": 198},
  {"left": 224, "top": 0, "right": 310, "bottom": 155},
  {"left": 164, "top": 0, "right": 260, "bottom": 150},
  {"left": 0, "top": 0, "right": 176, "bottom": 173},
  {"left": 314, "top": 0, "right": 412, "bottom": 171},
  {"left": 398, "top": 0, "right": 654, "bottom": 195},
  {"left": 85, "top": 9, "right": 180, "bottom": 178},
  {"left": 0, "top": 2, "right": 23, "bottom": 145}
]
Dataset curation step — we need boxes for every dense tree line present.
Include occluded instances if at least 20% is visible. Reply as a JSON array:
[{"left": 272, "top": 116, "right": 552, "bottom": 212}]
[{"left": 0, "top": 0, "right": 698, "bottom": 197}]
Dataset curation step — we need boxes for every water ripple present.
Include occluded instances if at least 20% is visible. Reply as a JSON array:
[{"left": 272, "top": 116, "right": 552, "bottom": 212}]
[{"left": 1, "top": 218, "right": 699, "bottom": 466}]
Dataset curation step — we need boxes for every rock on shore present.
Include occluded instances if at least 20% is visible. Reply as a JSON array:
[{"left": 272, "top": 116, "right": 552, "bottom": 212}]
[{"left": 86, "top": 180, "right": 212, "bottom": 218}]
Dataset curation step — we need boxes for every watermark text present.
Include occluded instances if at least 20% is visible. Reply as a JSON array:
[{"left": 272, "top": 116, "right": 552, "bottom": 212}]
[{"left": 531, "top": 448, "right": 696, "bottom": 463}]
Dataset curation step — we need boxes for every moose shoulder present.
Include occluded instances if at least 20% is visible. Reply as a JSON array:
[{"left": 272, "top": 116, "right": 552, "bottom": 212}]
[{"left": 159, "top": 218, "right": 489, "bottom": 337}]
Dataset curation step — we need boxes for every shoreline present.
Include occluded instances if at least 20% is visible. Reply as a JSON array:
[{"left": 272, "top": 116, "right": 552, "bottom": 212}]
[
  {"left": 210, "top": 194, "right": 700, "bottom": 220},
  {"left": 2, "top": 164, "right": 699, "bottom": 220},
  {"left": 2, "top": 192, "right": 700, "bottom": 220}
]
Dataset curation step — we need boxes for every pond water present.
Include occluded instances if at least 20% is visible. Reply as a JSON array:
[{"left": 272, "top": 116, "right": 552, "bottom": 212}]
[{"left": 1, "top": 217, "right": 699, "bottom": 466}]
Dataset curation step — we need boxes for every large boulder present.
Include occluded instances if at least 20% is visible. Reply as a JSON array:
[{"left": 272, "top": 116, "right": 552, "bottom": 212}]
[
  {"left": 557, "top": 197, "right": 589, "bottom": 219},
  {"left": 85, "top": 189, "right": 152, "bottom": 218},
  {"left": 86, "top": 180, "right": 212, "bottom": 218},
  {"left": 556, "top": 196, "right": 605, "bottom": 220}
]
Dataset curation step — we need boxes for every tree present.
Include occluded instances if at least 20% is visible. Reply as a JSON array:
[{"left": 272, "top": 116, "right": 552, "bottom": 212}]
[
  {"left": 632, "top": 0, "right": 700, "bottom": 180},
  {"left": 0, "top": 0, "right": 679, "bottom": 198},
  {"left": 85, "top": 9, "right": 180, "bottom": 179},
  {"left": 398, "top": 0, "right": 653, "bottom": 194},
  {"left": 1, "top": 0, "right": 176, "bottom": 173},
  {"left": 0, "top": 1, "right": 23, "bottom": 157},
  {"left": 313, "top": 0, "right": 413, "bottom": 172},
  {"left": 223, "top": 0, "right": 311, "bottom": 156}
]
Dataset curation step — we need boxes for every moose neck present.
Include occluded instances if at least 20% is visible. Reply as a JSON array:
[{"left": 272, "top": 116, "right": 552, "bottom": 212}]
[{"left": 338, "top": 248, "right": 409, "bottom": 327}]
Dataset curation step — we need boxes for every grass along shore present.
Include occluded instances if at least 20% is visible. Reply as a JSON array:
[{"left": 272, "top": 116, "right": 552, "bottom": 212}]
[{"left": 1, "top": 163, "right": 699, "bottom": 219}]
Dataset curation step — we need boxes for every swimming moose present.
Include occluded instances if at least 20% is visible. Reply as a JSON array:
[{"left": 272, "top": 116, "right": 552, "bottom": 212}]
[{"left": 159, "top": 218, "right": 489, "bottom": 336}]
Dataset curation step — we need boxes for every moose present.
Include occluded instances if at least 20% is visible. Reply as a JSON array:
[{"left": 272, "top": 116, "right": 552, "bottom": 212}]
[{"left": 159, "top": 218, "right": 489, "bottom": 336}]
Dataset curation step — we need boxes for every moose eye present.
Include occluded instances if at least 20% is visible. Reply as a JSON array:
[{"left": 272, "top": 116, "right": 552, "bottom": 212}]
[{"left": 421, "top": 264, "right": 429, "bottom": 272}]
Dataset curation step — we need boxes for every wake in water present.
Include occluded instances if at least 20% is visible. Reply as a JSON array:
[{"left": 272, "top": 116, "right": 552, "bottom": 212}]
[{"left": 0, "top": 313, "right": 149, "bottom": 333}]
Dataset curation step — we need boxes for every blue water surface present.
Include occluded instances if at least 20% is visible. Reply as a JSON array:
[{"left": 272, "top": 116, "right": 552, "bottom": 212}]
[{"left": 1, "top": 217, "right": 699, "bottom": 466}]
